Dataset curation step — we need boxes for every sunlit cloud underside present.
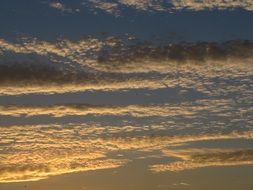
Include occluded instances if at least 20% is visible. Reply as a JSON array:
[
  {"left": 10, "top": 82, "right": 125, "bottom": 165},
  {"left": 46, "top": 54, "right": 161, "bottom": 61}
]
[
  {"left": 0, "top": 123, "right": 253, "bottom": 183},
  {"left": 84, "top": 0, "right": 253, "bottom": 15},
  {"left": 0, "top": 0, "right": 253, "bottom": 187},
  {"left": 1, "top": 98, "right": 250, "bottom": 118},
  {"left": 48, "top": 0, "right": 253, "bottom": 15},
  {"left": 150, "top": 149, "right": 253, "bottom": 172},
  {"left": 83, "top": 0, "right": 253, "bottom": 16},
  {"left": 0, "top": 38, "right": 252, "bottom": 95},
  {"left": 0, "top": 35, "right": 252, "bottom": 183}
]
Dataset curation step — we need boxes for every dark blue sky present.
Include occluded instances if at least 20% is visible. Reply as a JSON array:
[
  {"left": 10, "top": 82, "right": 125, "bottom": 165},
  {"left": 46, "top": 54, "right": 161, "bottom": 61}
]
[{"left": 0, "top": 0, "right": 253, "bottom": 42}]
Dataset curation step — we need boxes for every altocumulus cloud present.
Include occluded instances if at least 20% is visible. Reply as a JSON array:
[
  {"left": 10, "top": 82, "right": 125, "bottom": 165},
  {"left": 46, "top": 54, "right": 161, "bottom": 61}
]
[
  {"left": 0, "top": 37, "right": 252, "bottom": 95},
  {"left": 0, "top": 123, "right": 253, "bottom": 183},
  {"left": 83, "top": 0, "right": 253, "bottom": 15},
  {"left": 1, "top": 38, "right": 253, "bottom": 73},
  {"left": 0, "top": 99, "right": 252, "bottom": 129},
  {"left": 0, "top": 100, "right": 241, "bottom": 118}
]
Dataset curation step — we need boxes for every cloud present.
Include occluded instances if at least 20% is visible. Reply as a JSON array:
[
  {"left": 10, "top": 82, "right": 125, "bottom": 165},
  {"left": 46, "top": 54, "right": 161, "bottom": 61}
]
[
  {"left": 93, "top": 41, "right": 253, "bottom": 73},
  {"left": 84, "top": 1, "right": 119, "bottom": 15},
  {"left": 173, "top": 182, "right": 190, "bottom": 186},
  {"left": 170, "top": 0, "right": 253, "bottom": 11},
  {"left": 1, "top": 38, "right": 253, "bottom": 73},
  {"left": 150, "top": 149, "right": 253, "bottom": 172},
  {"left": 0, "top": 159, "right": 127, "bottom": 183},
  {"left": 49, "top": 2, "right": 79, "bottom": 13},
  {"left": 0, "top": 104, "right": 191, "bottom": 117},
  {"left": 83, "top": 0, "right": 253, "bottom": 15},
  {"left": 49, "top": 2, "right": 66, "bottom": 10},
  {"left": 0, "top": 98, "right": 252, "bottom": 131},
  {"left": 0, "top": 122, "right": 253, "bottom": 182},
  {"left": 0, "top": 62, "right": 169, "bottom": 95},
  {"left": 0, "top": 101, "right": 231, "bottom": 118},
  {"left": 0, "top": 37, "right": 252, "bottom": 95}
]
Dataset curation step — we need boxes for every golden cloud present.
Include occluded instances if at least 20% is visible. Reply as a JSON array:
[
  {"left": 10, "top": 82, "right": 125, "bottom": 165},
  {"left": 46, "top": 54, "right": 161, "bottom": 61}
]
[
  {"left": 0, "top": 123, "right": 252, "bottom": 183},
  {"left": 0, "top": 103, "right": 216, "bottom": 118},
  {"left": 150, "top": 149, "right": 253, "bottom": 172},
  {"left": 0, "top": 37, "right": 252, "bottom": 96},
  {"left": 84, "top": 0, "right": 253, "bottom": 15},
  {"left": 1, "top": 38, "right": 253, "bottom": 73}
]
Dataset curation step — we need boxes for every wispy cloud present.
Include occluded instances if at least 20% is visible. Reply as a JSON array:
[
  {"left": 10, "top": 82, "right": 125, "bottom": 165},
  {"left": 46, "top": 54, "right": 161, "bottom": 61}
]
[
  {"left": 173, "top": 182, "right": 190, "bottom": 186},
  {"left": 0, "top": 104, "right": 194, "bottom": 117},
  {"left": 84, "top": 0, "right": 253, "bottom": 15},
  {"left": 49, "top": 2, "right": 79, "bottom": 13},
  {"left": 0, "top": 37, "right": 252, "bottom": 95},
  {"left": 84, "top": 1, "right": 119, "bottom": 15},
  {"left": 0, "top": 158, "right": 127, "bottom": 183},
  {"left": 170, "top": 0, "right": 253, "bottom": 11},
  {"left": 0, "top": 98, "right": 252, "bottom": 130},
  {"left": 0, "top": 100, "right": 236, "bottom": 118},
  {"left": 0, "top": 122, "right": 252, "bottom": 182},
  {"left": 150, "top": 149, "right": 253, "bottom": 172},
  {"left": 1, "top": 38, "right": 253, "bottom": 73}
]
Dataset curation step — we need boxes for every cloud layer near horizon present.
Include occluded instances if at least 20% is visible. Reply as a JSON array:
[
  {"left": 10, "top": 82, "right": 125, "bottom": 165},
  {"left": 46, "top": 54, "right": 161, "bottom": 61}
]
[
  {"left": 0, "top": 122, "right": 253, "bottom": 183},
  {"left": 150, "top": 149, "right": 253, "bottom": 172}
]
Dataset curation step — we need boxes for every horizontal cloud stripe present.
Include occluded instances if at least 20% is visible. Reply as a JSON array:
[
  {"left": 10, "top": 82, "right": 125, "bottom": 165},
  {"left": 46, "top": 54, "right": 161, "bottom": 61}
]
[
  {"left": 0, "top": 124, "right": 252, "bottom": 182},
  {"left": 1, "top": 38, "right": 253, "bottom": 73},
  {"left": 150, "top": 149, "right": 253, "bottom": 172},
  {"left": 85, "top": 0, "right": 253, "bottom": 15}
]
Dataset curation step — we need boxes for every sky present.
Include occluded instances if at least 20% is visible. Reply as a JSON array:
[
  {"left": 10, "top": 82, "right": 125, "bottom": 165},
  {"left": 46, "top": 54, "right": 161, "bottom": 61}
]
[{"left": 0, "top": 1, "right": 253, "bottom": 190}]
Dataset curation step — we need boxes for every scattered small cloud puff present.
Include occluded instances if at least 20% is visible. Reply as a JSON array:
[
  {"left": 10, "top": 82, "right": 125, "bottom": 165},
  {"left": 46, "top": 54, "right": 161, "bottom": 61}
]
[
  {"left": 49, "top": 1, "right": 80, "bottom": 13},
  {"left": 173, "top": 182, "right": 190, "bottom": 186}
]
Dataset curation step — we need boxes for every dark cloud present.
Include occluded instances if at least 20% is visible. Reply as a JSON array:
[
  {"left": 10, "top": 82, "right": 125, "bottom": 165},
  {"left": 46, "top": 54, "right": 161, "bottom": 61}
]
[
  {"left": 0, "top": 61, "right": 93, "bottom": 85},
  {"left": 0, "top": 38, "right": 252, "bottom": 95},
  {"left": 95, "top": 40, "right": 253, "bottom": 72}
]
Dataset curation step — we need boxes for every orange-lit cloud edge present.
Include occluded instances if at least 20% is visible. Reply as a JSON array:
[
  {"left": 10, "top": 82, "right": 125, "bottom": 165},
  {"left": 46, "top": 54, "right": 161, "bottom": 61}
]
[
  {"left": 84, "top": 0, "right": 253, "bottom": 15},
  {"left": 0, "top": 98, "right": 243, "bottom": 118},
  {"left": 0, "top": 38, "right": 252, "bottom": 95},
  {"left": 150, "top": 149, "right": 253, "bottom": 172},
  {"left": 1, "top": 36, "right": 253, "bottom": 183},
  {"left": 0, "top": 124, "right": 253, "bottom": 183}
]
